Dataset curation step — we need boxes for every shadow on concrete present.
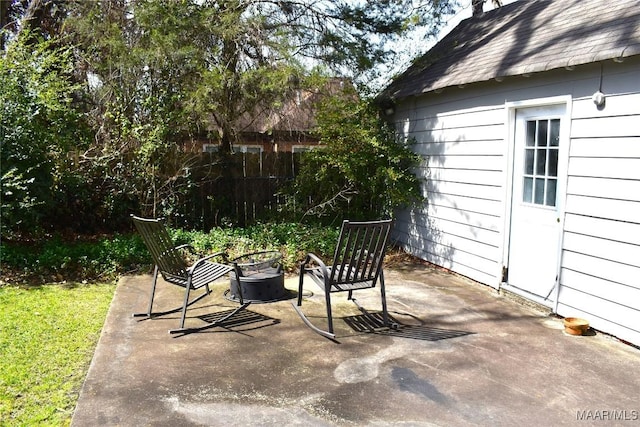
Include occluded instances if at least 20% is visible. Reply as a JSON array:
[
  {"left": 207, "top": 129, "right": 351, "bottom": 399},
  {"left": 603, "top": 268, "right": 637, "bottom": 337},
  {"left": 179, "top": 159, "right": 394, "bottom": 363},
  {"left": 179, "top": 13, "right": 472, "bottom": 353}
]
[
  {"left": 197, "top": 309, "right": 280, "bottom": 333},
  {"left": 343, "top": 311, "right": 473, "bottom": 342}
]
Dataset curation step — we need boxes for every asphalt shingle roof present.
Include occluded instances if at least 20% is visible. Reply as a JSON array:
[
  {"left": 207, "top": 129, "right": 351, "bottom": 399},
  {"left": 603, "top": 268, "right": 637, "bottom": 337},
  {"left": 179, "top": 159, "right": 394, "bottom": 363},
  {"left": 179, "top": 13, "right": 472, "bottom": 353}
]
[{"left": 383, "top": 0, "right": 640, "bottom": 100}]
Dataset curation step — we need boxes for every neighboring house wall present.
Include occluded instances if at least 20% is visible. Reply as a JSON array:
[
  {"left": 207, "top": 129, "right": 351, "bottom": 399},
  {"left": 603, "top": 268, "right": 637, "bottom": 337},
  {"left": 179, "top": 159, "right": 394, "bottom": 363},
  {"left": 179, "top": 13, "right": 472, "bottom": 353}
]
[{"left": 392, "top": 57, "right": 640, "bottom": 346}]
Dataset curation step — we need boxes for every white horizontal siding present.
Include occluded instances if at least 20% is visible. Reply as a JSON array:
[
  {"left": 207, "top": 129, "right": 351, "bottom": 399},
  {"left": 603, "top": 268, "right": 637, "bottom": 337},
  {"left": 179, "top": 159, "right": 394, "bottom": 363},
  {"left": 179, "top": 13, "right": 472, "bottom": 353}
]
[
  {"left": 571, "top": 115, "right": 640, "bottom": 138},
  {"left": 564, "top": 214, "right": 640, "bottom": 246},
  {"left": 412, "top": 140, "right": 504, "bottom": 156},
  {"left": 425, "top": 180, "right": 503, "bottom": 201},
  {"left": 410, "top": 203, "right": 501, "bottom": 232},
  {"left": 562, "top": 251, "right": 640, "bottom": 289},
  {"left": 568, "top": 137, "right": 640, "bottom": 158},
  {"left": 569, "top": 157, "right": 640, "bottom": 180},
  {"left": 556, "top": 290, "right": 640, "bottom": 344},
  {"left": 557, "top": 89, "right": 640, "bottom": 346},
  {"left": 420, "top": 107, "right": 503, "bottom": 130},
  {"left": 393, "top": 224, "right": 499, "bottom": 268},
  {"left": 411, "top": 124, "right": 504, "bottom": 144},
  {"left": 563, "top": 232, "right": 640, "bottom": 270},
  {"left": 421, "top": 154, "right": 504, "bottom": 171},
  {"left": 393, "top": 225, "right": 498, "bottom": 286},
  {"left": 561, "top": 269, "right": 640, "bottom": 312},
  {"left": 566, "top": 176, "right": 640, "bottom": 202},
  {"left": 428, "top": 193, "right": 503, "bottom": 217},
  {"left": 565, "top": 195, "right": 640, "bottom": 223},
  {"left": 419, "top": 167, "right": 504, "bottom": 187},
  {"left": 394, "top": 102, "right": 505, "bottom": 288}
]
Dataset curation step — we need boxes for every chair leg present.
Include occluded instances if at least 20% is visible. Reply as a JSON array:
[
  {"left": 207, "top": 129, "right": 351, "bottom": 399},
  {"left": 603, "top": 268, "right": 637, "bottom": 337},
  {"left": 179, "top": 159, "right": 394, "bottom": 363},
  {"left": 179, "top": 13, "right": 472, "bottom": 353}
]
[
  {"left": 325, "top": 288, "right": 334, "bottom": 334},
  {"left": 133, "top": 265, "right": 160, "bottom": 318},
  {"left": 379, "top": 270, "right": 390, "bottom": 327},
  {"left": 296, "top": 266, "right": 305, "bottom": 306},
  {"left": 178, "top": 277, "right": 193, "bottom": 330}
]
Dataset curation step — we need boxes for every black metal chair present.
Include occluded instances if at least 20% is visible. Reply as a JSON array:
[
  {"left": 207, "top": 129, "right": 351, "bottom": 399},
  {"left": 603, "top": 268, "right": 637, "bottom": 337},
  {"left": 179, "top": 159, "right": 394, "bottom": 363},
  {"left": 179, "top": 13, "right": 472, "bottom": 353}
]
[
  {"left": 293, "top": 219, "right": 394, "bottom": 339},
  {"left": 131, "top": 215, "right": 247, "bottom": 334}
]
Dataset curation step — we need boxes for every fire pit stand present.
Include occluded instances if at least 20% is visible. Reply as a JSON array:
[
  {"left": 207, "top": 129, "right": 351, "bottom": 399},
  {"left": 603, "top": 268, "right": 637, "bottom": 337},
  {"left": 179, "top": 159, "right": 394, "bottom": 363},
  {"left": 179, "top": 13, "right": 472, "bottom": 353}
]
[{"left": 227, "top": 251, "right": 287, "bottom": 303}]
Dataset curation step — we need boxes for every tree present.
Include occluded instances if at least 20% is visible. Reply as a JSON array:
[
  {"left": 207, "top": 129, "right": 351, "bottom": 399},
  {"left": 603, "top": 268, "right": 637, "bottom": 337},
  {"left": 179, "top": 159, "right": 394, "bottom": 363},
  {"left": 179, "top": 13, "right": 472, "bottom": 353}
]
[
  {"left": 57, "top": 0, "right": 455, "bottom": 222},
  {"left": 283, "top": 94, "right": 423, "bottom": 223},
  {"left": 0, "top": 0, "right": 69, "bottom": 50},
  {"left": 0, "top": 31, "right": 88, "bottom": 235},
  {"left": 472, "top": 0, "right": 503, "bottom": 16},
  {"left": 0, "top": 0, "right": 9, "bottom": 50},
  {"left": 2, "top": 1, "right": 457, "bottom": 230},
  {"left": 66, "top": 0, "right": 458, "bottom": 152}
]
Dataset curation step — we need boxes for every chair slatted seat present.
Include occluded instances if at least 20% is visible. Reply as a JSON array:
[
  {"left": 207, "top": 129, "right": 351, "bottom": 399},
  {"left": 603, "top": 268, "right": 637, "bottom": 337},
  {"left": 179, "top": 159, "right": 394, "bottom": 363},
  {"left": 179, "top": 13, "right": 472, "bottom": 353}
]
[
  {"left": 131, "top": 215, "right": 248, "bottom": 334},
  {"left": 293, "top": 219, "right": 393, "bottom": 339}
]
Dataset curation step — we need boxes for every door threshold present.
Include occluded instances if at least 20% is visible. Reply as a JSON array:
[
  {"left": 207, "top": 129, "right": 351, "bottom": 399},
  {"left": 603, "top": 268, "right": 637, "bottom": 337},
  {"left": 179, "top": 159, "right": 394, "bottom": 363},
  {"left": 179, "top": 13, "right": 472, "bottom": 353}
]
[{"left": 499, "top": 283, "right": 555, "bottom": 313}]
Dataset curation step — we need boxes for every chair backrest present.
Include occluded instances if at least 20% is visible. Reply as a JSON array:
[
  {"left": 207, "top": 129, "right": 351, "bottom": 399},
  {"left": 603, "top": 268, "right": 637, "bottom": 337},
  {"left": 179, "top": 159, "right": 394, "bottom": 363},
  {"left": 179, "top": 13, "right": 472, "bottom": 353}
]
[
  {"left": 131, "top": 215, "right": 188, "bottom": 280},
  {"left": 329, "top": 219, "right": 392, "bottom": 286}
]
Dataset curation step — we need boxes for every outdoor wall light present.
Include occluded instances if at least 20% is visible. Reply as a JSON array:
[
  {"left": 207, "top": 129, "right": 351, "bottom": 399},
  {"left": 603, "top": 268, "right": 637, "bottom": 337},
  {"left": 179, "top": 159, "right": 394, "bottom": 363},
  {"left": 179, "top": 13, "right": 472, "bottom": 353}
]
[{"left": 592, "top": 90, "right": 606, "bottom": 108}]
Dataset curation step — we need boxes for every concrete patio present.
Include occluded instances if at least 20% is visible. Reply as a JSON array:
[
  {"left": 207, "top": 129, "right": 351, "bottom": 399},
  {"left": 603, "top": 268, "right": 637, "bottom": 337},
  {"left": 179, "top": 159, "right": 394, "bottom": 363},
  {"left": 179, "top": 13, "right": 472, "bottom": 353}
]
[{"left": 71, "top": 260, "right": 640, "bottom": 426}]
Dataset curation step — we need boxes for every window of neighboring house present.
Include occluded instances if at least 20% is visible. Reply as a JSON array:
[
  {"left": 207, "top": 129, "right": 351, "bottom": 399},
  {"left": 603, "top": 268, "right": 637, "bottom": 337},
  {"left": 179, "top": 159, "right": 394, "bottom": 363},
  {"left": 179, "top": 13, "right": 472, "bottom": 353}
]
[
  {"left": 292, "top": 145, "right": 314, "bottom": 153},
  {"left": 292, "top": 145, "right": 315, "bottom": 176},
  {"left": 202, "top": 144, "right": 219, "bottom": 153},
  {"left": 237, "top": 145, "right": 263, "bottom": 175},
  {"left": 237, "top": 145, "right": 262, "bottom": 154}
]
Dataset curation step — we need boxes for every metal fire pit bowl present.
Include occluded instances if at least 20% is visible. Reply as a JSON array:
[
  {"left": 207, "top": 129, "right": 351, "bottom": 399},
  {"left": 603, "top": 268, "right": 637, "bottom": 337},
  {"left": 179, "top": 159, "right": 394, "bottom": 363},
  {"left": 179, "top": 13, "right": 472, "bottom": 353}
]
[{"left": 228, "top": 251, "right": 287, "bottom": 303}]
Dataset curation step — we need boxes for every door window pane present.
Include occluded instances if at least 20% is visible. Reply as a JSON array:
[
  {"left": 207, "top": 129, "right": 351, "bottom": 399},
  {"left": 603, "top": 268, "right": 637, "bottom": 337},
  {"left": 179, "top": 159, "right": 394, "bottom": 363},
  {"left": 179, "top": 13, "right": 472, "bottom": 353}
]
[
  {"left": 537, "top": 120, "right": 549, "bottom": 146},
  {"left": 525, "top": 149, "right": 534, "bottom": 175},
  {"left": 536, "top": 149, "right": 547, "bottom": 175},
  {"left": 550, "top": 119, "right": 560, "bottom": 146},
  {"left": 534, "top": 178, "right": 545, "bottom": 204},
  {"left": 546, "top": 179, "right": 557, "bottom": 206},
  {"left": 548, "top": 149, "right": 558, "bottom": 177},
  {"left": 523, "top": 177, "right": 533, "bottom": 203},
  {"left": 526, "top": 121, "right": 536, "bottom": 146}
]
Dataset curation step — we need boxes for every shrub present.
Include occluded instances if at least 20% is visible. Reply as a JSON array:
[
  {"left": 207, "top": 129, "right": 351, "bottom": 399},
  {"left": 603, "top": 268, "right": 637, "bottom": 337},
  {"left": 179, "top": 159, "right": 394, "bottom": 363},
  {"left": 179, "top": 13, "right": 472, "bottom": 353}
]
[
  {"left": 0, "top": 223, "right": 340, "bottom": 283},
  {"left": 282, "top": 96, "right": 422, "bottom": 222}
]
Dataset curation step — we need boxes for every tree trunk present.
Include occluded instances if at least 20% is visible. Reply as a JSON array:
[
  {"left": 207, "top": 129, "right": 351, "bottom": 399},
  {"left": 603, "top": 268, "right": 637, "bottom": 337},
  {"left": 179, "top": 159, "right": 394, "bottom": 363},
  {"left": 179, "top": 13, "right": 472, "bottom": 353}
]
[
  {"left": 472, "top": 0, "right": 484, "bottom": 17},
  {"left": 1, "top": 0, "right": 11, "bottom": 49}
]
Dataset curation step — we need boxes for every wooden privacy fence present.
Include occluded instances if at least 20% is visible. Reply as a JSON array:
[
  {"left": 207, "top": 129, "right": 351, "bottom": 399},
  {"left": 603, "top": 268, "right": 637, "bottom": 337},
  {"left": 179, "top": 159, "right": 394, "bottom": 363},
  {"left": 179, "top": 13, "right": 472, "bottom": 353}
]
[{"left": 183, "top": 151, "right": 305, "bottom": 228}]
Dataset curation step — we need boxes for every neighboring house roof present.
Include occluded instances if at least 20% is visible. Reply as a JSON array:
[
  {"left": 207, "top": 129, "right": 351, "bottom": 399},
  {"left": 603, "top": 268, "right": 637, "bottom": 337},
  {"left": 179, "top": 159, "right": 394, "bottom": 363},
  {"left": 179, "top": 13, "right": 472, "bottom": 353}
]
[{"left": 382, "top": 0, "right": 640, "bottom": 100}]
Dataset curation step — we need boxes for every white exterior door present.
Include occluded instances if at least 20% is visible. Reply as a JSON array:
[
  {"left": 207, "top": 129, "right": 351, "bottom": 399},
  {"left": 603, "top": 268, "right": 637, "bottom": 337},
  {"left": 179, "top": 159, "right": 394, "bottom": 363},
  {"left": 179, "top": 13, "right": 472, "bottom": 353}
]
[{"left": 507, "top": 104, "right": 566, "bottom": 304}]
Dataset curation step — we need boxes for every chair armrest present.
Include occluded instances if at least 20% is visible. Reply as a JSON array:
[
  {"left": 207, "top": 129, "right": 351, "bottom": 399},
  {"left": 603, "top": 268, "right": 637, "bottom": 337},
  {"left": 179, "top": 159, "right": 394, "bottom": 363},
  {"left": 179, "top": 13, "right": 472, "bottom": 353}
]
[
  {"left": 174, "top": 244, "right": 196, "bottom": 255},
  {"left": 189, "top": 251, "right": 231, "bottom": 271},
  {"left": 301, "top": 253, "right": 331, "bottom": 287}
]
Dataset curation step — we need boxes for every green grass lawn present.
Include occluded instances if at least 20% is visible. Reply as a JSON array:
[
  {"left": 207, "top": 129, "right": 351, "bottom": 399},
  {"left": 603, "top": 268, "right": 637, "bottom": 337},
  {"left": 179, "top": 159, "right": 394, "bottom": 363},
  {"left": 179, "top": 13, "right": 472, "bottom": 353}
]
[{"left": 0, "top": 283, "right": 116, "bottom": 426}]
